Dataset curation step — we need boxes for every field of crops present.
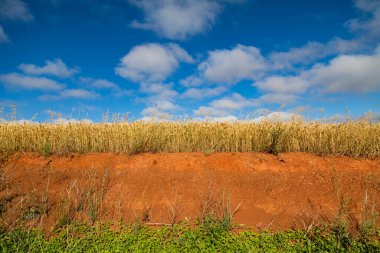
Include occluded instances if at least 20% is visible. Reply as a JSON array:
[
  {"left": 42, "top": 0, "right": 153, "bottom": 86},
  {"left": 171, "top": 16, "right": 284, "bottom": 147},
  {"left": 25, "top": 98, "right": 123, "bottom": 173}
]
[
  {"left": 1, "top": 121, "right": 380, "bottom": 157},
  {"left": 2, "top": 121, "right": 380, "bottom": 251}
]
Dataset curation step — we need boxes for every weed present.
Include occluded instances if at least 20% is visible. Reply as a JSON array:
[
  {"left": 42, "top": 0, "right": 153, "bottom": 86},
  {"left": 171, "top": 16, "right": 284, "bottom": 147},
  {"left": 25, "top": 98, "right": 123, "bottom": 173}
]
[
  {"left": 55, "top": 183, "right": 76, "bottom": 229},
  {"left": 0, "top": 195, "right": 12, "bottom": 216},
  {"left": 141, "top": 206, "right": 152, "bottom": 222},
  {"left": 330, "top": 196, "right": 353, "bottom": 249},
  {"left": 358, "top": 191, "right": 378, "bottom": 242},
  {"left": 198, "top": 188, "right": 241, "bottom": 231},
  {"left": 0, "top": 170, "right": 9, "bottom": 192},
  {"left": 42, "top": 141, "right": 52, "bottom": 157},
  {"left": 21, "top": 189, "right": 50, "bottom": 221},
  {"left": 164, "top": 194, "right": 182, "bottom": 225},
  {"left": 268, "top": 127, "right": 283, "bottom": 155}
]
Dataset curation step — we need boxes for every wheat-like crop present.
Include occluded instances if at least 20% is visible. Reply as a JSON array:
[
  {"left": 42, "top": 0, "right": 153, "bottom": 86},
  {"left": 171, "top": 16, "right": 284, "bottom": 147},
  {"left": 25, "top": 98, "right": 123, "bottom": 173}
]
[{"left": 0, "top": 121, "right": 379, "bottom": 157}]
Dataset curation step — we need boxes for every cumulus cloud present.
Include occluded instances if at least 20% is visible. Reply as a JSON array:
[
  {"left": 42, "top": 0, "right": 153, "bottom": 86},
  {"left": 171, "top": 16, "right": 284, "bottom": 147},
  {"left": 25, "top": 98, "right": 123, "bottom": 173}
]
[
  {"left": 181, "top": 86, "right": 227, "bottom": 99},
  {"left": 139, "top": 82, "right": 178, "bottom": 101},
  {"left": 129, "top": 0, "right": 220, "bottom": 40},
  {"left": 79, "top": 77, "right": 131, "bottom": 97},
  {"left": 80, "top": 77, "right": 119, "bottom": 89},
  {"left": 251, "top": 112, "right": 301, "bottom": 122},
  {"left": 0, "top": 25, "right": 9, "bottom": 43},
  {"left": 53, "top": 118, "right": 94, "bottom": 124},
  {"left": 0, "top": 73, "right": 63, "bottom": 90},
  {"left": 180, "top": 75, "right": 204, "bottom": 87},
  {"left": 193, "top": 93, "right": 256, "bottom": 119},
  {"left": 193, "top": 106, "right": 229, "bottom": 117},
  {"left": 348, "top": 0, "right": 380, "bottom": 37},
  {"left": 18, "top": 59, "right": 80, "bottom": 78},
  {"left": 198, "top": 44, "right": 266, "bottom": 84},
  {"left": 210, "top": 93, "right": 256, "bottom": 110},
  {"left": 255, "top": 93, "right": 299, "bottom": 105},
  {"left": 140, "top": 100, "right": 178, "bottom": 121},
  {"left": 309, "top": 49, "right": 380, "bottom": 93},
  {"left": 269, "top": 38, "right": 361, "bottom": 69},
  {"left": 138, "top": 82, "right": 180, "bottom": 120},
  {"left": 254, "top": 47, "right": 380, "bottom": 96},
  {"left": 58, "top": 89, "right": 99, "bottom": 99},
  {"left": 254, "top": 76, "right": 309, "bottom": 94},
  {"left": 192, "top": 91, "right": 299, "bottom": 120},
  {"left": 0, "top": 0, "right": 33, "bottom": 21},
  {"left": 115, "top": 43, "right": 193, "bottom": 83},
  {"left": 39, "top": 89, "right": 99, "bottom": 100}
]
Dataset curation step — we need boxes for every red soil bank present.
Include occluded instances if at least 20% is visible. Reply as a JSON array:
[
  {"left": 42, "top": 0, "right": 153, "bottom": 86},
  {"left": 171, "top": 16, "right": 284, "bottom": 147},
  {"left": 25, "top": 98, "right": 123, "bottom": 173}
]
[{"left": 1, "top": 152, "right": 380, "bottom": 231}]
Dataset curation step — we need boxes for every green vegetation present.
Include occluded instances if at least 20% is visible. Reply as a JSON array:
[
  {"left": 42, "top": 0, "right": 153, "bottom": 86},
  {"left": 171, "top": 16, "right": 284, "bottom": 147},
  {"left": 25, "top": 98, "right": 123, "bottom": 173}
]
[
  {"left": 1, "top": 121, "right": 380, "bottom": 157},
  {"left": 1, "top": 221, "right": 380, "bottom": 252}
]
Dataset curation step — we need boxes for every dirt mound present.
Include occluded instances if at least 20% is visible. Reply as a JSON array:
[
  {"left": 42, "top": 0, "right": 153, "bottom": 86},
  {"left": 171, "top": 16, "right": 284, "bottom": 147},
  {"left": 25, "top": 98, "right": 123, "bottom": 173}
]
[{"left": 1, "top": 152, "right": 380, "bottom": 232}]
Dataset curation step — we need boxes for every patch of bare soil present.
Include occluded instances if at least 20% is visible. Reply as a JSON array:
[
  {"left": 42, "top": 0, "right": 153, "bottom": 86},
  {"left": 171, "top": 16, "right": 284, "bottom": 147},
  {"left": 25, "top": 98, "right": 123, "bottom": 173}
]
[{"left": 1, "top": 152, "right": 380, "bottom": 232}]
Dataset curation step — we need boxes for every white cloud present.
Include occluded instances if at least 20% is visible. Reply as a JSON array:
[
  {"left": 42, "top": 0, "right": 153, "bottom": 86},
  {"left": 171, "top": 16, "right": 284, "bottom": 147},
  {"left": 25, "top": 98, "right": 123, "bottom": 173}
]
[
  {"left": 180, "top": 75, "right": 204, "bottom": 87},
  {"left": 206, "top": 115, "right": 238, "bottom": 122},
  {"left": 181, "top": 86, "right": 227, "bottom": 99},
  {"left": 53, "top": 118, "right": 94, "bottom": 124},
  {"left": 269, "top": 38, "right": 361, "bottom": 69},
  {"left": 0, "top": 73, "right": 63, "bottom": 90},
  {"left": 80, "top": 77, "right": 119, "bottom": 89},
  {"left": 348, "top": 0, "right": 380, "bottom": 37},
  {"left": 129, "top": 0, "right": 220, "bottom": 40},
  {"left": 308, "top": 49, "right": 380, "bottom": 93},
  {"left": 59, "top": 89, "right": 99, "bottom": 99},
  {"left": 18, "top": 59, "right": 80, "bottom": 78},
  {"left": 141, "top": 100, "right": 178, "bottom": 121},
  {"left": 79, "top": 77, "right": 131, "bottom": 97},
  {"left": 254, "top": 76, "right": 309, "bottom": 94},
  {"left": 193, "top": 106, "right": 228, "bottom": 117},
  {"left": 166, "top": 43, "right": 194, "bottom": 63},
  {"left": 0, "top": 25, "right": 9, "bottom": 43},
  {"left": 139, "top": 82, "right": 178, "bottom": 101},
  {"left": 0, "top": 0, "right": 33, "bottom": 21},
  {"left": 254, "top": 47, "right": 380, "bottom": 96},
  {"left": 256, "top": 93, "right": 298, "bottom": 105},
  {"left": 210, "top": 93, "right": 256, "bottom": 110},
  {"left": 251, "top": 112, "right": 301, "bottom": 122},
  {"left": 39, "top": 89, "right": 99, "bottom": 100},
  {"left": 143, "top": 100, "right": 177, "bottom": 113},
  {"left": 138, "top": 82, "right": 180, "bottom": 120},
  {"left": 198, "top": 44, "right": 266, "bottom": 84},
  {"left": 192, "top": 91, "right": 299, "bottom": 120},
  {"left": 193, "top": 93, "right": 256, "bottom": 119},
  {"left": 115, "top": 43, "right": 193, "bottom": 83}
]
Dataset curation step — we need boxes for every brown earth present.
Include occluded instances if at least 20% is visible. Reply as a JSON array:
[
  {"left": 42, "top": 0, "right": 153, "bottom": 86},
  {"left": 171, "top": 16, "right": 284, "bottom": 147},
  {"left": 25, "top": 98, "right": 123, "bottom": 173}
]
[{"left": 1, "top": 152, "right": 380, "bottom": 232}]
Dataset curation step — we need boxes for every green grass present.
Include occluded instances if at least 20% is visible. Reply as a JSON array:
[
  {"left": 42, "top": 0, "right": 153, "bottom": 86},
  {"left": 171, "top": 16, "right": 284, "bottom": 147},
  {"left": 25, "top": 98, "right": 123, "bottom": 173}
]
[{"left": 1, "top": 221, "right": 380, "bottom": 252}]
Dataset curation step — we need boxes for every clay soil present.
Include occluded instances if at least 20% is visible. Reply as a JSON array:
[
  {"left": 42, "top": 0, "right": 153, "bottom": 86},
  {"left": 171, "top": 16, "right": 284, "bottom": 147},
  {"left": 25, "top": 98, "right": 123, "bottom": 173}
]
[{"left": 1, "top": 152, "right": 380, "bottom": 232}]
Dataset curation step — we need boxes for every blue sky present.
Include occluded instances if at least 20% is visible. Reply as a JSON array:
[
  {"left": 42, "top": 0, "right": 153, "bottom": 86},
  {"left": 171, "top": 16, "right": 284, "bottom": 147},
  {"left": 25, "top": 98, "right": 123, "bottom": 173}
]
[{"left": 0, "top": 0, "right": 380, "bottom": 122}]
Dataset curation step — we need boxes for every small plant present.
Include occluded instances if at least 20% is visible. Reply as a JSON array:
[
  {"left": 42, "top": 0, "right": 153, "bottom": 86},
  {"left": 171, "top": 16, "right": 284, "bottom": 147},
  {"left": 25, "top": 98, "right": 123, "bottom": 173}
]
[
  {"left": 358, "top": 191, "right": 378, "bottom": 242},
  {"left": 0, "top": 195, "right": 12, "bottom": 216},
  {"left": 0, "top": 170, "right": 9, "bottom": 192},
  {"left": 86, "top": 190, "right": 102, "bottom": 224},
  {"left": 42, "top": 141, "right": 52, "bottom": 157},
  {"left": 56, "top": 199, "right": 75, "bottom": 229},
  {"left": 198, "top": 189, "right": 241, "bottom": 232},
  {"left": 165, "top": 194, "right": 182, "bottom": 225},
  {"left": 268, "top": 127, "right": 283, "bottom": 155},
  {"left": 22, "top": 192, "right": 50, "bottom": 221},
  {"left": 330, "top": 196, "right": 352, "bottom": 249},
  {"left": 142, "top": 206, "right": 152, "bottom": 222}
]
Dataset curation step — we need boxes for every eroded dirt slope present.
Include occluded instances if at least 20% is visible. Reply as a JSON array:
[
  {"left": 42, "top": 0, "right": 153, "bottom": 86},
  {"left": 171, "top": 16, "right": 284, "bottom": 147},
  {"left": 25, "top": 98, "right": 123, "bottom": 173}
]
[{"left": 1, "top": 152, "right": 380, "bottom": 232}]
